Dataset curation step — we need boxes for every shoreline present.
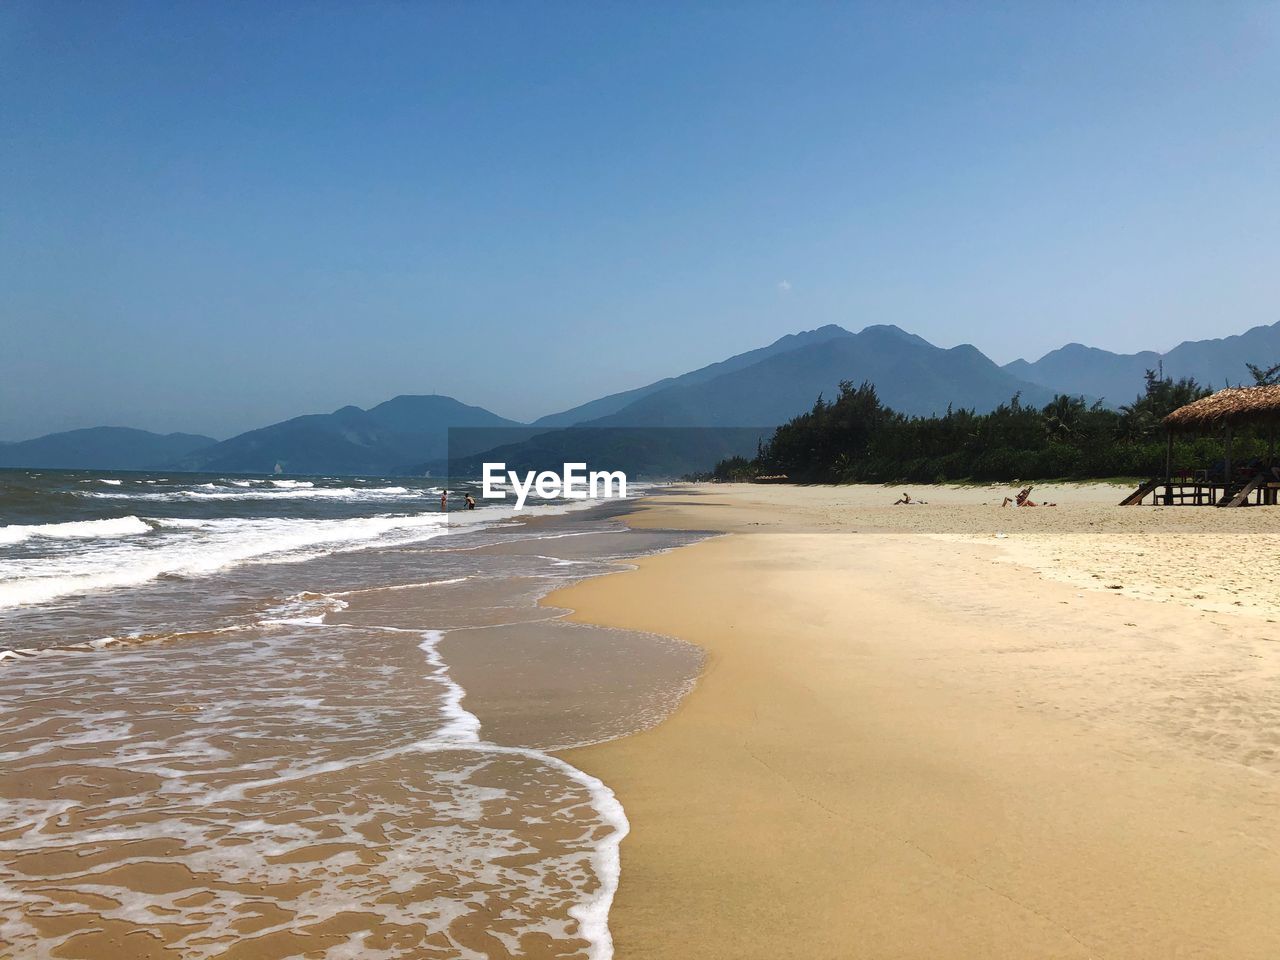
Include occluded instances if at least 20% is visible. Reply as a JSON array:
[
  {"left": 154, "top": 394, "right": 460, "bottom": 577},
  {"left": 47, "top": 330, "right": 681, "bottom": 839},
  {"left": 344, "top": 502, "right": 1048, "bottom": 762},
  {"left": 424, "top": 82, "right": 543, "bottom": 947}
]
[{"left": 548, "top": 484, "right": 1280, "bottom": 958}]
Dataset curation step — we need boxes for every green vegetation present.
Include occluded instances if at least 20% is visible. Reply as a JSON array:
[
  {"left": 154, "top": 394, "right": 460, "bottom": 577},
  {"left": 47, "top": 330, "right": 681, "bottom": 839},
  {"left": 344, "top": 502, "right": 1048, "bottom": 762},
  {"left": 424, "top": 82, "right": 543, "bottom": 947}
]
[
  {"left": 1246, "top": 361, "right": 1280, "bottom": 386},
  {"left": 706, "top": 369, "right": 1278, "bottom": 484}
]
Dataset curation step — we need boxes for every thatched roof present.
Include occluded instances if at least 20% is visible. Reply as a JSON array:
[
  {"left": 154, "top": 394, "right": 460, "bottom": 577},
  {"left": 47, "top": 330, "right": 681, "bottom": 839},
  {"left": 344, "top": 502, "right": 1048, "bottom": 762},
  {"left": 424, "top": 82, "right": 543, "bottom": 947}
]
[{"left": 1163, "top": 385, "right": 1280, "bottom": 430}]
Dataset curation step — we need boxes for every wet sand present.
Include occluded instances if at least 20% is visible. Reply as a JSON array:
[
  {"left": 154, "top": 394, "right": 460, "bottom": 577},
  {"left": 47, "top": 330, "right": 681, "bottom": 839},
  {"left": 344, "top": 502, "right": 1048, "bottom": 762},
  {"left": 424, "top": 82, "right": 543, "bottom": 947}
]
[{"left": 552, "top": 483, "right": 1280, "bottom": 959}]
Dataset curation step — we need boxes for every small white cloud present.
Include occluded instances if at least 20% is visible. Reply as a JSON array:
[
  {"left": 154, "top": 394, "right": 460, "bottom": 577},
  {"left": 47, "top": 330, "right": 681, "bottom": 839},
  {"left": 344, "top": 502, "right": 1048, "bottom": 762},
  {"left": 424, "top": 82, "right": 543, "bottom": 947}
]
[{"left": 777, "top": 280, "right": 792, "bottom": 293}]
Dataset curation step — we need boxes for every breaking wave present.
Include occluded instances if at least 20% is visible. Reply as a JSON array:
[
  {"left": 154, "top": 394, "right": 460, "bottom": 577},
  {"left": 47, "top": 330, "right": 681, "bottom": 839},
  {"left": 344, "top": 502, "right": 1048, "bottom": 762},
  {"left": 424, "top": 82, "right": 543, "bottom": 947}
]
[
  {"left": 0, "top": 512, "right": 452, "bottom": 609},
  {"left": 0, "top": 515, "right": 153, "bottom": 546}
]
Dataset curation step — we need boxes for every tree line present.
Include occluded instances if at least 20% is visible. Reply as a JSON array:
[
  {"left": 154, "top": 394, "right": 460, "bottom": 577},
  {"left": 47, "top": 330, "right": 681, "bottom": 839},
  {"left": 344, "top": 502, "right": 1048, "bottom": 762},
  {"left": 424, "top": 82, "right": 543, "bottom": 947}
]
[{"left": 704, "top": 364, "right": 1280, "bottom": 484}]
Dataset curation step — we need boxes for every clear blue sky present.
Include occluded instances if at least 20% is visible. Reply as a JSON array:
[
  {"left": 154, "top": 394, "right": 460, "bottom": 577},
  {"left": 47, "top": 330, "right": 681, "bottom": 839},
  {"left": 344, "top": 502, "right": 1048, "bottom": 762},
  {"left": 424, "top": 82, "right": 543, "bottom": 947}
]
[{"left": 3, "top": 1, "right": 1278, "bottom": 439}]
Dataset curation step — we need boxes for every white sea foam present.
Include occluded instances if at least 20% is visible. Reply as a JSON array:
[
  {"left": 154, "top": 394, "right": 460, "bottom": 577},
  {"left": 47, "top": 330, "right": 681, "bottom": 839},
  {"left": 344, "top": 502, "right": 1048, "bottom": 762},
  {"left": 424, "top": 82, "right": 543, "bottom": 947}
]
[
  {"left": 368, "top": 627, "right": 628, "bottom": 958},
  {"left": 408, "top": 627, "right": 626, "bottom": 959},
  {"left": 79, "top": 485, "right": 417, "bottom": 502},
  {"left": 332, "top": 577, "right": 471, "bottom": 596},
  {"left": 0, "top": 625, "right": 629, "bottom": 957},
  {"left": 232, "top": 612, "right": 626, "bottom": 957},
  {"left": 416, "top": 630, "right": 483, "bottom": 743},
  {"left": 0, "top": 624, "right": 251, "bottom": 667},
  {"left": 0, "top": 513, "right": 451, "bottom": 608},
  {"left": 260, "top": 592, "right": 352, "bottom": 625},
  {"left": 0, "top": 515, "right": 153, "bottom": 546},
  {"left": 97, "top": 478, "right": 123, "bottom": 485}
]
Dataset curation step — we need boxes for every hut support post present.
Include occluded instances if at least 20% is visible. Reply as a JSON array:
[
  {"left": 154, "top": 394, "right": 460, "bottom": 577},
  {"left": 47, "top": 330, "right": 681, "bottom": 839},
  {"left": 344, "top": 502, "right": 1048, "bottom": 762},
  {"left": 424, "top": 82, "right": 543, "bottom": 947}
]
[
  {"left": 1224, "top": 423, "right": 1234, "bottom": 499},
  {"left": 1270, "top": 424, "right": 1277, "bottom": 507},
  {"left": 1163, "top": 430, "right": 1173, "bottom": 505}
]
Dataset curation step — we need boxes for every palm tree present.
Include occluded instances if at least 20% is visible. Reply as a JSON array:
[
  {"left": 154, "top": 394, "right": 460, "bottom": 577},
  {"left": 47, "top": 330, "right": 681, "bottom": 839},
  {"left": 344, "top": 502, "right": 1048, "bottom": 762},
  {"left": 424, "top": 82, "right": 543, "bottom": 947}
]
[{"left": 1042, "top": 394, "right": 1087, "bottom": 441}]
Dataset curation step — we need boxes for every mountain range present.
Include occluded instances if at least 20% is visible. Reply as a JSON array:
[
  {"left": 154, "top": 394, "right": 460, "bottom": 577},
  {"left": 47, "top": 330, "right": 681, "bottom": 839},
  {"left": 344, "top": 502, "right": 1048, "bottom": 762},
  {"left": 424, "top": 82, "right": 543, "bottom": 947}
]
[
  {"left": 0, "top": 427, "right": 215, "bottom": 472},
  {"left": 531, "top": 324, "right": 863, "bottom": 426},
  {"left": 170, "top": 395, "right": 523, "bottom": 476},
  {"left": 586, "top": 325, "right": 1056, "bottom": 427},
  {"left": 1003, "top": 321, "right": 1280, "bottom": 404},
  {"left": 4, "top": 320, "right": 1276, "bottom": 475}
]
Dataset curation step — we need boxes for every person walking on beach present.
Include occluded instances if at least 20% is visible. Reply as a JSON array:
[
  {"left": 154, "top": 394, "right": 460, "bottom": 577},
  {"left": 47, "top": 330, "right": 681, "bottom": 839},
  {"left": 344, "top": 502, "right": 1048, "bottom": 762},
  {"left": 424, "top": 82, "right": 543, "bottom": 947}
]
[
  {"left": 465, "top": 494, "right": 476, "bottom": 510},
  {"left": 440, "top": 490, "right": 448, "bottom": 512}
]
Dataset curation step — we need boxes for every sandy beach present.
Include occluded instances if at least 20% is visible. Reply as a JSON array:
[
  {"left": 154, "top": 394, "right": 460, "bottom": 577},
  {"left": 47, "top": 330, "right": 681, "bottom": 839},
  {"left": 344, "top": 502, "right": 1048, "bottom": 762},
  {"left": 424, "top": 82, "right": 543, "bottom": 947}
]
[{"left": 549, "top": 483, "right": 1280, "bottom": 958}]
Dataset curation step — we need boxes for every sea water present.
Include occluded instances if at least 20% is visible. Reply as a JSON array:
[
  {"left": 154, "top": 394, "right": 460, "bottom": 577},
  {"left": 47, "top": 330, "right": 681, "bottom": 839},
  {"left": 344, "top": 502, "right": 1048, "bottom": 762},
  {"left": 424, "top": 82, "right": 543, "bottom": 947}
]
[{"left": 0, "top": 469, "right": 703, "bottom": 958}]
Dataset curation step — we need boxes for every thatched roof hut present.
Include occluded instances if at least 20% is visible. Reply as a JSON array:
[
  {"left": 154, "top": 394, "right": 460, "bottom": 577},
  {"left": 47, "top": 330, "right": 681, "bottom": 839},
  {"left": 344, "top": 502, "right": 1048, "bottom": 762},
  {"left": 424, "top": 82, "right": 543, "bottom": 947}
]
[
  {"left": 1119, "top": 385, "right": 1280, "bottom": 507},
  {"left": 1163, "top": 385, "right": 1280, "bottom": 431}
]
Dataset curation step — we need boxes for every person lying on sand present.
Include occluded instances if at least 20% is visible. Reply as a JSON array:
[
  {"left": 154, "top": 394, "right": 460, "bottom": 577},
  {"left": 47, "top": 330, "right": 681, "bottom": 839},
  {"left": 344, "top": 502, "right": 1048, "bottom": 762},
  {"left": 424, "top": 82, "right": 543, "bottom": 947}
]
[
  {"left": 893, "top": 491, "right": 927, "bottom": 505},
  {"left": 1001, "top": 487, "right": 1056, "bottom": 507},
  {"left": 1002, "top": 487, "right": 1033, "bottom": 507}
]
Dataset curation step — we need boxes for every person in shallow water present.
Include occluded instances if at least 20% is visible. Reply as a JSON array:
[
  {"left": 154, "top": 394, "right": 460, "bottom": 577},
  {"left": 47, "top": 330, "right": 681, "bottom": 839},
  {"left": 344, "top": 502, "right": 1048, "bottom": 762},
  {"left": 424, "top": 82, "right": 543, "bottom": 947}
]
[
  {"left": 440, "top": 489, "right": 448, "bottom": 511},
  {"left": 465, "top": 494, "right": 476, "bottom": 510}
]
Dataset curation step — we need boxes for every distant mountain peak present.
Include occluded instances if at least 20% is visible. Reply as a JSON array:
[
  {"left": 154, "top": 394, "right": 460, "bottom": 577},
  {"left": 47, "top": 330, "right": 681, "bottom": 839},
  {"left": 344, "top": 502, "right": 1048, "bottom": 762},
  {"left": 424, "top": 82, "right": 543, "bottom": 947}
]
[
  {"left": 1004, "top": 319, "right": 1280, "bottom": 403},
  {"left": 172, "top": 394, "right": 522, "bottom": 476},
  {"left": 764, "top": 324, "right": 855, "bottom": 349},
  {"left": 534, "top": 323, "right": 856, "bottom": 428},
  {"left": 577, "top": 323, "right": 1053, "bottom": 429},
  {"left": 380, "top": 393, "right": 451, "bottom": 403},
  {"left": 858, "top": 324, "right": 934, "bottom": 348},
  {"left": 375, "top": 394, "right": 496, "bottom": 411}
]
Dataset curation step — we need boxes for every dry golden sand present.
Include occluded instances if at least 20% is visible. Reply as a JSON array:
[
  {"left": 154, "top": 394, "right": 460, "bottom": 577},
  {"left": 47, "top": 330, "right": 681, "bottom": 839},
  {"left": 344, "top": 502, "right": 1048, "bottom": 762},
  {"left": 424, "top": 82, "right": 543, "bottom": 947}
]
[{"left": 549, "top": 483, "right": 1280, "bottom": 959}]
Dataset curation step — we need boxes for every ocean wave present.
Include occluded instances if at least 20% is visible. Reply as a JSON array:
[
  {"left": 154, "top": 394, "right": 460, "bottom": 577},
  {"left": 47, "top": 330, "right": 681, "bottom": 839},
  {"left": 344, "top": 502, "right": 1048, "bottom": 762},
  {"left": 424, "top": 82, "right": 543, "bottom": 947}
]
[
  {"left": 78, "top": 485, "right": 417, "bottom": 502},
  {"left": 222, "top": 478, "right": 314, "bottom": 487},
  {"left": 0, "top": 624, "right": 250, "bottom": 665},
  {"left": 0, "top": 516, "right": 153, "bottom": 546},
  {"left": 0, "top": 512, "right": 451, "bottom": 609}
]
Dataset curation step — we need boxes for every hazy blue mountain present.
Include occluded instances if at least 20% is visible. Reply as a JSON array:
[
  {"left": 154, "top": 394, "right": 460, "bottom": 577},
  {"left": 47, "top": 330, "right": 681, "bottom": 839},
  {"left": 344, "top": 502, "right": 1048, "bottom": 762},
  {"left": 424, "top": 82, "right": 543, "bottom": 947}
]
[
  {"left": 439, "top": 426, "right": 769, "bottom": 480},
  {"left": 534, "top": 324, "right": 857, "bottom": 426},
  {"left": 581, "top": 324, "right": 1056, "bottom": 427},
  {"left": 172, "top": 395, "right": 523, "bottom": 476},
  {"left": 1162, "top": 321, "right": 1280, "bottom": 389},
  {"left": 452, "top": 325, "right": 1057, "bottom": 477},
  {"left": 0, "top": 427, "right": 216, "bottom": 471},
  {"left": 1005, "top": 320, "right": 1280, "bottom": 404},
  {"left": 20, "top": 321, "right": 1274, "bottom": 476},
  {"left": 1003, "top": 345, "right": 1159, "bottom": 406}
]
